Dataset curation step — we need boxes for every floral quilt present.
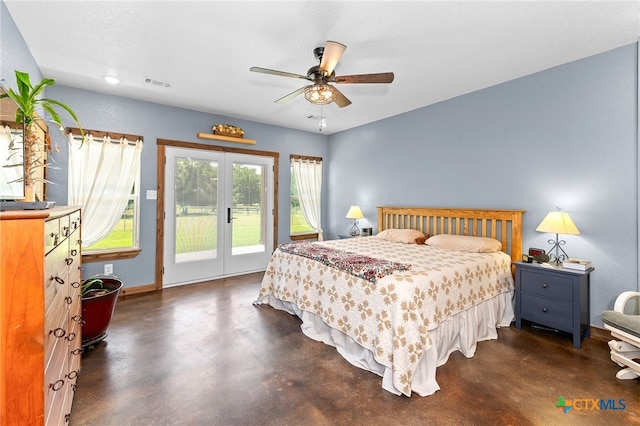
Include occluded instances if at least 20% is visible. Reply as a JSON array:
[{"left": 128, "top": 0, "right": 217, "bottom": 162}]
[
  {"left": 257, "top": 237, "right": 514, "bottom": 396},
  {"left": 278, "top": 240, "right": 412, "bottom": 283}
]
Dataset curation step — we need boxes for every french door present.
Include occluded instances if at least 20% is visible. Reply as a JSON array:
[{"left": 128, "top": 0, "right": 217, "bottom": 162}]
[{"left": 163, "top": 146, "right": 274, "bottom": 287}]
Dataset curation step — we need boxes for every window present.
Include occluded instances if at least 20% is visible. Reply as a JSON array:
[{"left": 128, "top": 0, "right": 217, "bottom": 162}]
[
  {"left": 84, "top": 187, "right": 139, "bottom": 252},
  {"left": 67, "top": 128, "right": 143, "bottom": 259},
  {"left": 290, "top": 155, "right": 322, "bottom": 240}
]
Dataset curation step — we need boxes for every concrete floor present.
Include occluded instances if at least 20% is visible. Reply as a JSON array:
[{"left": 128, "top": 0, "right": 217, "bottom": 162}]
[{"left": 70, "top": 272, "right": 639, "bottom": 425}]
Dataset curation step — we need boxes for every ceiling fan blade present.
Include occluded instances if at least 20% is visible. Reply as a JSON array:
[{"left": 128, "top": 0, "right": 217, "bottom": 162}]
[
  {"left": 319, "top": 41, "right": 346, "bottom": 76},
  {"left": 332, "top": 86, "right": 352, "bottom": 108},
  {"left": 250, "top": 67, "right": 309, "bottom": 80},
  {"left": 274, "top": 86, "right": 310, "bottom": 104},
  {"left": 334, "top": 72, "right": 395, "bottom": 84}
]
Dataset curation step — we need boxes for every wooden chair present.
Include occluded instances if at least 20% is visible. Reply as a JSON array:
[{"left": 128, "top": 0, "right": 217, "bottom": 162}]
[{"left": 602, "top": 291, "right": 640, "bottom": 380}]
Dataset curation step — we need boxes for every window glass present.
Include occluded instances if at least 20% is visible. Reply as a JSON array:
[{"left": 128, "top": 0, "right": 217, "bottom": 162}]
[{"left": 290, "top": 167, "right": 315, "bottom": 234}]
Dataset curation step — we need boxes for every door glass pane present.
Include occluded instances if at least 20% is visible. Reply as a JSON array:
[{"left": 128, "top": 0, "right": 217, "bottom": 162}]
[
  {"left": 232, "top": 162, "right": 266, "bottom": 255},
  {"left": 174, "top": 156, "right": 218, "bottom": 263}
]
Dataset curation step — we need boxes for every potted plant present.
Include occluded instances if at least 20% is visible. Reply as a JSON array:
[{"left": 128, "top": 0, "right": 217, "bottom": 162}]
[
  {"left": 1, "top": 70, "right": 83, "bottom": 201},
  {"left": 81, "top": 274, "right": 122, "bottom": 349}
]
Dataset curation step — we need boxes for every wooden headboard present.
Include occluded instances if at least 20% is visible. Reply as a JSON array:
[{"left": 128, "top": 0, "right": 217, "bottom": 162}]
[{"left": 377, "top": 206, "right": 525, "bottom": 262}]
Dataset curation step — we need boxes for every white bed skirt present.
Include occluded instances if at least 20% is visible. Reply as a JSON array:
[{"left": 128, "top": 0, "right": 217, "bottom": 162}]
[{"left": 257, "top": 292, "right": 514, "bottom": 397}]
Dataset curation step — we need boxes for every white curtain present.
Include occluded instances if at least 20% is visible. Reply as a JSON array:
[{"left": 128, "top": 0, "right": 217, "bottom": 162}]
[
  {"left": 291, "top": 157, "right": 323, "bottom": 240},
  {"left": 68, "top": 133, "right": 143, "bottom": 247}
]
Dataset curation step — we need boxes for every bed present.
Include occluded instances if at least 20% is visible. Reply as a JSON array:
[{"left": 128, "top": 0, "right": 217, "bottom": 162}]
[{"left": 255, "top": 206, "right": 524, "bottom": 397}]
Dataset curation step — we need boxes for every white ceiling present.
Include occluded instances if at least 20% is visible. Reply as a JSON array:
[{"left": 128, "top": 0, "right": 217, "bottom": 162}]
[{"left": 4, "top": 1, "right": 639, "bottom": 135}]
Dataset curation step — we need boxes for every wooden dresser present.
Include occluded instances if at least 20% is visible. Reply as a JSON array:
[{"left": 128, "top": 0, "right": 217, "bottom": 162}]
[{"left": 0, "top": 206, "right": 82, "bottom": 424}]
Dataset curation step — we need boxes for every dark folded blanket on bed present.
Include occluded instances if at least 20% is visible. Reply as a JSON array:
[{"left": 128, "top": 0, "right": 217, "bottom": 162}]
[{"left": 278, "top": 240, "right": 411, "bottom": 283}]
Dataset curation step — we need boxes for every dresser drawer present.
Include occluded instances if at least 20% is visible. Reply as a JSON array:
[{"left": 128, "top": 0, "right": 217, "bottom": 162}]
[
  {"left": 44, "top": 217, "right": 60, "bottom": 255},
  {"left": 520, "top": 269, "right": 573, "bottom": 302},
  {"left": 69, "top": 209, "right": 81, "bottom": 234},
  {"left": 521, "top": 293, "right": 573, "bottom": 331},
  {"left": 59, "top": 213, "right": 71, "bottom": 240}
]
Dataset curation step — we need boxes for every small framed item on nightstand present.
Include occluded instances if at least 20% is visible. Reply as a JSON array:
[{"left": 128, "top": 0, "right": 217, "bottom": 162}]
[{"left": 528, "top": 247, "right": 545, "bottom": 257}]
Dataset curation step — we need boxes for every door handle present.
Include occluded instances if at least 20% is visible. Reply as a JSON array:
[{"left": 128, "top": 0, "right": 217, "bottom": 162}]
[{"left": 227, "top": 208, "right": 237, "bottom": 223}]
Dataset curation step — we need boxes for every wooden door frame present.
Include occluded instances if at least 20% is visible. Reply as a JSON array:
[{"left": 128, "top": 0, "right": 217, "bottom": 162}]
[{"left": 155, "top": 138, "right": 279, "bottom": 290}]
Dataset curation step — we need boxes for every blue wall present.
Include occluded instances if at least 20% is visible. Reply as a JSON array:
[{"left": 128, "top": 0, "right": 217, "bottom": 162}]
[
  {"left": 3, "top": 1, "right": 638, "bottom": 327},
  {"left": 43, "top": 86, "right": 329, "bottom": 288},
  {"left": 328, "top": 43, "right": 639, "bottom": 327}
]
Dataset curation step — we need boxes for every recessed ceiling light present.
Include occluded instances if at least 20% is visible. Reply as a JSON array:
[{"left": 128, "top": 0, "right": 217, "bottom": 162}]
[{"left": 104, "top": 75, "right": 120, "bottom": 85}]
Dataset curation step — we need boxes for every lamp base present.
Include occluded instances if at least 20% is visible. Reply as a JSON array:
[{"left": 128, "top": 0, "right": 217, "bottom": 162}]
[
  {"left": 349, "top": 221, "right": 360, "bottom": 237},
  {"left": 547, "top": 234, "right": 570, "bottom": 264}
]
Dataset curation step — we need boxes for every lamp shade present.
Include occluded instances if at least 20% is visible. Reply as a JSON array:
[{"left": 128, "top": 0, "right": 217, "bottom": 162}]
[
  {"left": 535, "top": 210, "right": 580, "bottom": 235},
  {"left": 345, "top": 205, "right": 364, "bottom": 219}
]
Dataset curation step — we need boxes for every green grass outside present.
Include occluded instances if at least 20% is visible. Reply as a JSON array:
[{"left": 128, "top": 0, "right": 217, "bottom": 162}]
[
  {"left": 85, "top": 218, "right": 134, "bottom": 251},
  {"left": 88, "top": 208, "right": 313, "bottom": 252}
]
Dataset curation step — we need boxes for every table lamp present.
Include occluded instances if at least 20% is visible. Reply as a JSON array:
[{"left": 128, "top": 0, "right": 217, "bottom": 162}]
[
  {"left": 535, "top": 207, "right": 580, "bottom": 264},
  {"left": 346, "top": 205, "right": 364, "bottom": 236}
]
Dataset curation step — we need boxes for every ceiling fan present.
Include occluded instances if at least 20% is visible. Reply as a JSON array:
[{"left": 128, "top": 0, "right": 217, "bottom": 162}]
[{"left": 250, "top": 40, "right": 394, "bottom": 108}]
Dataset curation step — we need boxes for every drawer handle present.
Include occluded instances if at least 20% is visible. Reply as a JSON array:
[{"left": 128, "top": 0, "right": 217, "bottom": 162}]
[
  {"left": 53, "top": 276, "right": 65, "bottom": 285},
  {"left": 542, "top": 283, "right": 548, "bottom": 289},
  {"left": 63, "top": 226, "right": 70, "bottom": 237},
  {"left": 50, "top": 379, "right": 65, "bottom": 392},
  {"left": 542, "top": 307, "right": 548, "bottom": 313},
  {"left": 66, "top": 332, "right": 77, "bottom": 342},
  {"left": 51, "top": 232, "right": 59, "bottom": 246},
  {"left": 65, "top": 257, "right": 74, "bottom": 265},
  {"left": 66, "top": 370, "right": 78, "bottom": 380},
  {"left": 71, "top": 314, "right": 82, "bottom": 323},
  {"left": 50, "top": 328, "right": 66, "bottom": 338},
  {"left": 65, "top": 296, "right": 73, "bottom": 305},
  {"left": 71, "top": 249, "right": 78, "bottom": 256},
  {"left": 71, "top": 348, "right": 85, "bottom": 356},
  {"left": 71, "top": 281, "right": 81, "bottom": 288}
]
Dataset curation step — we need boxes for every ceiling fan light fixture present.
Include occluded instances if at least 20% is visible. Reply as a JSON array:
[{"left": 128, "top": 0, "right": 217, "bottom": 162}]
[{"left": 304, "top": 84, "right": 336, "bottom": 105}]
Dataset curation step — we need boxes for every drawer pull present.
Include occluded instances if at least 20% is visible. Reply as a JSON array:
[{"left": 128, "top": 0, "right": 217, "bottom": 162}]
[
  {"left": 542, "top": 283, "right": 548, "bottom": 288},
  {"left": 65, "top": 296, "right": 73, "bottom": 305},
  {"left": 71, "top": 249, "right": 78, "bottom": 256},
  {"left": 63, "top": 226, "right": 70, "bottom": 237},
  {"left": 51, "top": 233, "right": 59, "bottom": 246},
  {"left": 53, "top": 276, "right": 65, "bottom": 285},
  {"left": 72, "top": 314, "right": 82, "bottom": 323},
  {"left": 66, "top": 370, "right": 78, "bottom": 380},
  {"left": 50, "top": 379, "right": 65, "bottom": 392},
  {"left": 71, "top": 281, "right": 81, "bottom": 288},
  {"left": 50, "top": 328, "right": 66, "bottom": 338},
  {"left": 66, "top": 332, "right": 77, "bottom": 342},
  {"left": 542, "top": 307, "right": 548, "bottom": 313},
  {"left": 65, "top": 257, "right": 74, "bottom": 265},
  {"left": 71, "top": 348, "right": 85, "bottom": 356}
]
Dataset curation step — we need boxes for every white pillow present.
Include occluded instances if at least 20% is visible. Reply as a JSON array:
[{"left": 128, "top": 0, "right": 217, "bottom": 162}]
[
  {"left": 376, "top": 228, "right": 425, "bottom": 244},
  {"left": 426, "top": 234, "right": 502, "bottom": 253}
]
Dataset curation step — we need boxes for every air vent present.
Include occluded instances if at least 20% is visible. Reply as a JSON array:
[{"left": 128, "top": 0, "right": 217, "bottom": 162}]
[{"left": 144, "top": 77, "right": 172, "bottom": 88}]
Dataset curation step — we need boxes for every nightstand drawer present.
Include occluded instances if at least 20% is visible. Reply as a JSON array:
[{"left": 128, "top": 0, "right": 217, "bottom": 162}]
[
  {"left": 520, "top": 269, "right": 573, "bottom": 302},
  {"left": 521, "top": 294, "right": 573, "bottom": 330}
]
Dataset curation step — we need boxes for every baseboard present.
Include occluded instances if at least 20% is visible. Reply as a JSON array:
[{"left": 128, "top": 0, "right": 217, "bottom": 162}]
[{"left": 119, "top": 283, "right": 158, "bottom": 298}]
